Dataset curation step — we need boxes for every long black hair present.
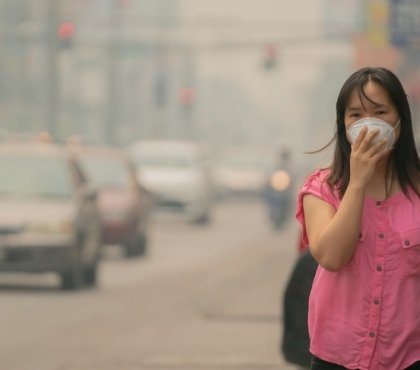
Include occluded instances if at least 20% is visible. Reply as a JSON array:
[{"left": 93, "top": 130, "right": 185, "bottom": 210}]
[{"left": 326, "top": 67, "right": 419, "bottom": 198}]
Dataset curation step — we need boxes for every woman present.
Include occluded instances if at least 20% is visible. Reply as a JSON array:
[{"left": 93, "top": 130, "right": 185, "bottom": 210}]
[{"left": 297, "top": 67, "right": 420, "bottom": 369}]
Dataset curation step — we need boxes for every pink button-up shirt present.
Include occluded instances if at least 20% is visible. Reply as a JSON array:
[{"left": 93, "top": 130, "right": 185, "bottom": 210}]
[{"left": 296, "top": 169, "right": 420, "bottom": 370}]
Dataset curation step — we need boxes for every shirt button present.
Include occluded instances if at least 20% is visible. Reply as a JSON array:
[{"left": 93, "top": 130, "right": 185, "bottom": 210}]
[
  {"left": 369, "top": 332, "right": 376, "bottom": 338},
  {"left": 376, "top": 201, "right": 381, "bottom": 207},
  {"left": 378, "top": 233, "right": 385, "bottom": 239},
  {"left": 376, "top": 265, "right": 383, "bottom": 272},
  {"left": 404, "top": 240, "right": 410, "bottom": 246},
  {"left": 373, "top": 299, "right": 380, "bottom": 305}
]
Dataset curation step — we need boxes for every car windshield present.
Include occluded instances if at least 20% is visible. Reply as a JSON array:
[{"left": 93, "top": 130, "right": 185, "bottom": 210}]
[
  {"left": 0, "top": 155, "right": 73, "bottom": 198},
  {"left": 80, "top": 156, "right": 129, "bottom": 188},
  {"left": 221, "top": 155, "right": 270, "bottom": 170},
  {"left": 134, "top": 153, "right": 196, "bottom": 169}
]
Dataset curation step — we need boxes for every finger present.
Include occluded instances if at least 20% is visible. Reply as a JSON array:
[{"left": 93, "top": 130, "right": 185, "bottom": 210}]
[
  {"left": 352, "top": 126, "right": 368, "bottom": 150},
  {"left": 359, "top": 128, "right": 380, "bottom": 150},
  {"left": 366, "top": 138, "right": 388, "bottom": 157},
  {"left": 371, "top": 149, "right": 390, "bottom": 163},
  {"left": 370, "top": 141, "right": 391, "bottom": 161}
]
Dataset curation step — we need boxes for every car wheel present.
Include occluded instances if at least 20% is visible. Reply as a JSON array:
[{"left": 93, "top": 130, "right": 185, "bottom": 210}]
[
  {"left": 84, "top": 262, "right": 98, "bottom": 286},
  {"left": 192, "top": 211, "right": 210, "bottom": 225},
  {"left": 137, "top": 233, "right": 147, "bottom": 256},
  {"left": 60, "top": 247, "right": 84, "bottom": 290},
  {"left": 83, "top": 224, "right": 102, "bottom": 287},
  {"left": 125, "top": 233, "right": 147, "bottom": 258}
]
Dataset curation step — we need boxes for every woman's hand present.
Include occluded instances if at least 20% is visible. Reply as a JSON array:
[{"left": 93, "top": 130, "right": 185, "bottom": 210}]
[{"left": 348, "top": 126, "right": 389, "bottom": 189}]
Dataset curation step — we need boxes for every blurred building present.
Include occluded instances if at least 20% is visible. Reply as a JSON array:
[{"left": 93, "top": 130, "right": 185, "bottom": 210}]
[
  {"left": 354, "top": 0, "right": 420, "bottom": 140},
  {"left": 0, "top": 0, "right": 185, "bottom": 145},
  {"left": 312, "top": 0, "right": 420, "bottom": 148},
  {"left": 0, "top": 0, "right": 418, "bottom": 149}
]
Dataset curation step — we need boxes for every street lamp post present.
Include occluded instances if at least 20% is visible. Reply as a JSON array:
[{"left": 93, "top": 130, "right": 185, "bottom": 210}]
[{"left": 46, "top": 0, "right": 60, "bottom": 139}]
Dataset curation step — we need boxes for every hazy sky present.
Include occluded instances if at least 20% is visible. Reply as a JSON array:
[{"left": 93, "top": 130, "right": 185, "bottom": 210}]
[
  {"left": 175, "top": 0, "right": 351, "bottom": 151},
  {"left": 180, "top": 0, "right": 322, "bottom": 23}
]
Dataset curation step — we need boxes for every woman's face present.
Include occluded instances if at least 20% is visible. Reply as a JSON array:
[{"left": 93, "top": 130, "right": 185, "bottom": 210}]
[{"left": 344, "top": 80, "right": 400, "bottom": 134}]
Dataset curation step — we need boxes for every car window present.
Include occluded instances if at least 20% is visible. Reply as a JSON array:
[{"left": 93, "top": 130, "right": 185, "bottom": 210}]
[
  {"left": 0, "top": 155, "right": 73, "bottom": 198},
  {"left": 134, "top": 154, "right": 196, "bottom": 169},
  {"left": 221, "top": 155, "right": 270, "bottom": 171},
  {"left": 80, "top": 156, "right": 129, "bottom": 188}
]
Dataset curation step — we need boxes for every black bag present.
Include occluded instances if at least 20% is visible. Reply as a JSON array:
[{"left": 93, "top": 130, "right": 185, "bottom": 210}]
[{"left": 281, "top": 249, "right": 318, "bottom": 368}]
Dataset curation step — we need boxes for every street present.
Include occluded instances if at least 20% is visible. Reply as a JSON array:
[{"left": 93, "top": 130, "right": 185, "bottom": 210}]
[{"left": 1, "top": 199, "right": 301, "bottom": 370}]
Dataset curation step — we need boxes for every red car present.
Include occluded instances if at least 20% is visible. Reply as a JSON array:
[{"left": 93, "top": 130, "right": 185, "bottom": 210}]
[{"left": 73, "top": 145, "right": 153, "bottom": 257}]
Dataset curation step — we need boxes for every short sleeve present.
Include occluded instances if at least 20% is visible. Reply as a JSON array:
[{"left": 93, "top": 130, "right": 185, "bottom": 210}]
[{"left": 295, "top": 169, "right": 340, "bottom": 246}]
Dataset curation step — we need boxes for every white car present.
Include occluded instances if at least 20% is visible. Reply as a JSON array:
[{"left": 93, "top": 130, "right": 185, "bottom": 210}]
[
  {"left": 128, "top": 140, "right": 213, "bottom": 224},
  {"left": 0, "top": 140, "right": 102, "bottom": 290},
  {"left": 213, "top": 147, "right": 273, "bottom": 198}
]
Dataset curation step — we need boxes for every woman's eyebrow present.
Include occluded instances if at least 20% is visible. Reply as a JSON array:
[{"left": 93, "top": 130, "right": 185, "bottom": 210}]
[
  {"left": 347, "top": 102, "right": 386, "bottom": 111},
  {"left": 347, "top": 106, "right": 362, "bottom": 111}
]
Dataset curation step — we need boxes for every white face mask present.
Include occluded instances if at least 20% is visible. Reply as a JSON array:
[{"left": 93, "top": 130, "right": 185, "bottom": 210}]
[{"left": 346, "top": 117, "right": 400, "bottom": 150}]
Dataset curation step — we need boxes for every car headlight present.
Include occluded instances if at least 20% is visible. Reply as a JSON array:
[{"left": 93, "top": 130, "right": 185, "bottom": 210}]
[
  {"left": 28, "top": 221, "right": 74, "bottom": 235},
  {"left": 270, "top": 170, "right": 291, "bottom": 191}
]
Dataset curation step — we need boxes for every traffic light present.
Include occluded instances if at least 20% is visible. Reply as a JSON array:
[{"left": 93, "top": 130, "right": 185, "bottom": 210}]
[
  {"left": 177, "top": 87, "right": 195, "bottom": 107},
  {"left": 263, "top": 45, "right": 279, "bottom": 70},
  {"left": 57, "top": 22, "right": 75, "bottom": 49}
]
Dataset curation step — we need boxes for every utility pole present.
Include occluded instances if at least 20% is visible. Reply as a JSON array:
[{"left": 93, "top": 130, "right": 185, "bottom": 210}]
[
  {"left": 46, "top": 0, "right": 59, "bottom": 139},
  {"left": 104, "top": 0, "right": 122, "bottom": 145},
  {"left": 152, "top": 50, "right": 169, "bottom": 138},
  {"left": 179, "top": 46, "right": 195, "bottom": 140}
]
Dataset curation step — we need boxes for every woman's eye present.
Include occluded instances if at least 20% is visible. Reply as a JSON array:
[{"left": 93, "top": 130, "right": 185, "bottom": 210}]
[
  {"left": 350, "top": 113, "right": 360, "bottom": 118},
  {"left": 376, "top": 111, "right": 386, "bottom": 115}
]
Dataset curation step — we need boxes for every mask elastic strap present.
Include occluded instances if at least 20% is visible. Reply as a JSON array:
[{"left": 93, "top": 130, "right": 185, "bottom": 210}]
[{"left": 388, "top": 119, "right": 401, "bottom": 150}]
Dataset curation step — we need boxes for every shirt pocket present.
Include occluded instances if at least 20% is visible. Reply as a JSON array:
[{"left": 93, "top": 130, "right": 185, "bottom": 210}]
[{"left": 400, "top": 227, "right": 420, "bottom": 277}]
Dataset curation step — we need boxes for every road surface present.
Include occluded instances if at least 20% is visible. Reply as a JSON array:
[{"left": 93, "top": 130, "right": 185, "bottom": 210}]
[{"left": 1, "top": 198, "right": 303, "bottom": 370}]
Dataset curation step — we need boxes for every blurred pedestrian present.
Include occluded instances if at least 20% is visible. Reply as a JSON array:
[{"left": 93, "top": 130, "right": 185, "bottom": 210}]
[
  {"left": 262, "top": 146, "right": 295, "bottom": 228},
  {"left": 296, "top": 67, "right": 420, "bottom": 369}
]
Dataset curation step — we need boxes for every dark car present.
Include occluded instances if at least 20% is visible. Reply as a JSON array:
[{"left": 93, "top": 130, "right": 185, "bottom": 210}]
[
  {"left": 74, "top": 145, "right": 153, "bottom": 257},
  {"left": 0, "top": 140, "right": 102, "bottom": 290}
]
